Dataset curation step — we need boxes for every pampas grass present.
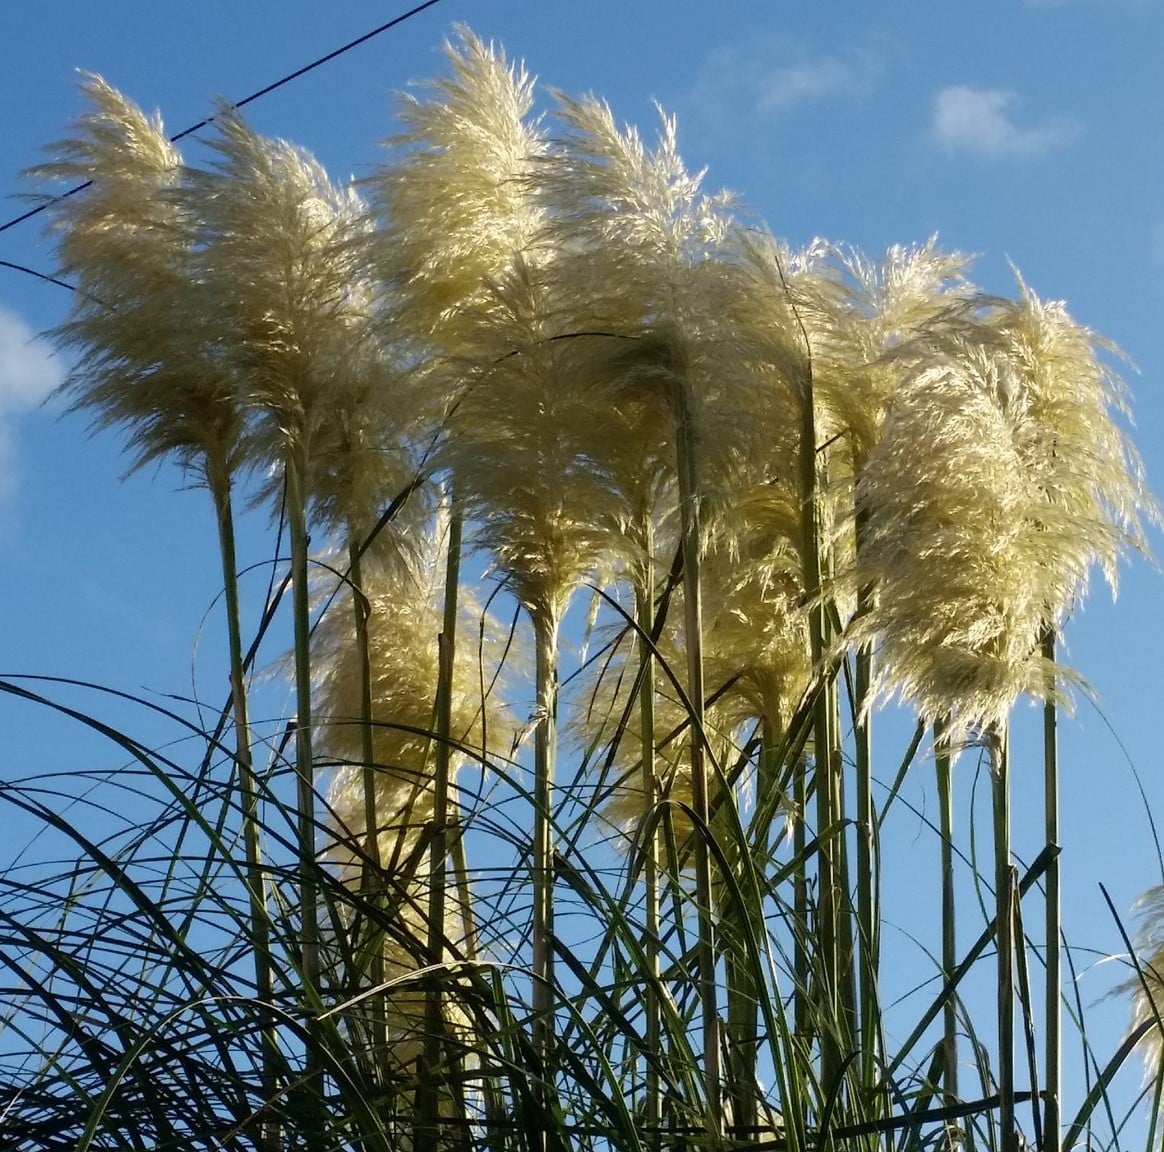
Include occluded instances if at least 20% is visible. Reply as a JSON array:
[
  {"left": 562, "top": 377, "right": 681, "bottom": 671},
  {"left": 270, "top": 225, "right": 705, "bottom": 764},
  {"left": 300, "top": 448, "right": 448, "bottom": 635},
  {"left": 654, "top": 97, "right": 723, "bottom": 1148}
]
[{"left": 6, "top": 34, "right": 1159, "bottom": 1152}]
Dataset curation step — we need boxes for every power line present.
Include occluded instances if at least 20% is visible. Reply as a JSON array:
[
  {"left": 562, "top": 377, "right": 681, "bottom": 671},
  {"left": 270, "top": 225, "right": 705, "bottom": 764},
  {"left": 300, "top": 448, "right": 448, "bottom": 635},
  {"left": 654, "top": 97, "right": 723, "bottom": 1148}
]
[
  {"left": 0, "top": 0, "right": 446, "bottom": 243},
  {"left": 0, "top": 260, "right": 74, "bottom": 293}
]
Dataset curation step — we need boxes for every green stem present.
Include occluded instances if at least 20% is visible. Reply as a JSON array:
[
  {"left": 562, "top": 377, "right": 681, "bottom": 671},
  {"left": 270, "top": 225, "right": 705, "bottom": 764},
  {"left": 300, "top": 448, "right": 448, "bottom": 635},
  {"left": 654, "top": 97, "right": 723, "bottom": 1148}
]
[
  {"left": 348, "top": 541, "right": 382, "bottom": 882},
  {"left": 797, "top": 361, "right": 842, "bottom": 1089},
  {"left": 991, "top": 724, "right": 1017, "bottom": 1152},
  {"left": 935, "top": 715, "right": 959, "bottom": 1111},
  {"left": 285, "top": 458, "right": 323, "bottom": 1148},
  {"left": 418, "top": 502, "right": 463, "bottom": 1146},
  {"left": 729, "top": 713, "right": 779, "bottom": 1143},
  {"left": 793, "top": 754, "right": 809, "bottom": 1045},
  {"left": 1042, "top": 629, "right": 1061, "bottom": 1152},
  {"left": 674, "top": 378, "right": 720, "bottom": 1137},
  {"left": 636, "top": 521, "right": 662, "bottom": 1147},
  {"left": 213, "top": 478, "right": 280, "bottom": 1152},
  {"left": 855, "top": 642, "right": 877, "bottom": 1089},
  {"left": 532, "top": 604, "right": 560, "bottom": 1130},
  {"left": 853, "top": 494, "right": 878, "bottom": 1091},
  {"left": 347, "top": 538, "right": 389, "bottom": 1075}
]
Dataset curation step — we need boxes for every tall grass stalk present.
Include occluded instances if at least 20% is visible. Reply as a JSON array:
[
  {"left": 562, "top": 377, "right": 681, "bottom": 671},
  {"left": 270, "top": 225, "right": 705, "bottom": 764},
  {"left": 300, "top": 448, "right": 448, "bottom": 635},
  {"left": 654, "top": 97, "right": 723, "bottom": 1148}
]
[
  {"left": 796, "top": 337, "right": 847, "bottom": 1092},
  {"left": 935, "top": 714, "right": 960, "bottom": 1111},
  {"left": 635, "top": 518, "right": 663, "bottom": 1144},
  {"left": 854, "top": 640, "right": 878, "bottom": 1087},
  {"left": 343, "top": 535, "right": 390, "bottom": 1081},
  {"left": 215, "top": 482, "right": 280, "bottom": 1152},
  {"left": 992, "top": 725, "right": 1018, "bottom": 1152},
  {"left": 531, "top": 607, "right": 561, "bottom": 1103},
  {"left": 673, "top": 375, "right": 721, "bottom": 1136},
  {"left": 1043, "top": 628, "right": 1062, "bottom": 1152},
  {"left": 418, "top": 499, "right": 463, "bottom": 1146},
  {"left": 285, "top": 459, "right": 325, "bottom": 1144}
]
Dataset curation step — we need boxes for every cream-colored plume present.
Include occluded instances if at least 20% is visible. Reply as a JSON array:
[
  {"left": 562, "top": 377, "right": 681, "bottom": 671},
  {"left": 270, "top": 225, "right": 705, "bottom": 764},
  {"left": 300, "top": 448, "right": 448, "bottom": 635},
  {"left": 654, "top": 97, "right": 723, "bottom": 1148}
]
[{"left": 32, "top": 76, "right": 243, "bottom": 499}]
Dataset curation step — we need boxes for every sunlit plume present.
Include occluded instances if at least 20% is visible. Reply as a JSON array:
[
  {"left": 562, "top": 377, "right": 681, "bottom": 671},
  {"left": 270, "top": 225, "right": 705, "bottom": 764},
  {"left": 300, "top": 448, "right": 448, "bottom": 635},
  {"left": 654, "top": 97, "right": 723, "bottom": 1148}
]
[
  {"left": 184, "top": 105, "right": 380, "bottom": 508},
  {"left": 31, "top": 76, "right": 243, "bottom": 500},
  {"left": 316, "top": 520, "right": 517, "bottom": 876},
  {"left": 853, "top": 279, "right": 1154, "bottom": 731}
]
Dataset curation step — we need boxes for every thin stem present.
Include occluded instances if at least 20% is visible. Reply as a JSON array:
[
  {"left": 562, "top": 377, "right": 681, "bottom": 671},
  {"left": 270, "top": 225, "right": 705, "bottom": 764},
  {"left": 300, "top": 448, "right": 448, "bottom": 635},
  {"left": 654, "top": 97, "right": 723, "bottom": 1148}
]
[
  {"left": 828, "top": 558, "right": 857, "bottom": 1066},
  {"left": 347, "top": 538, "right": 389, "bottom": 1077},
  {"left": 992, "top": 724, "right": 1017, "bottom": 1152},
  {"left": 348, "top": 541, "right": 382, "bottom": 882},
  {"left": 213, "top": 479, "right": 280, "bottom": 1152},
  {"left": 285, "top": 458, "right": 324, "bottom": 1149},
  {"left": 728, "top": 713, "right": 779, "bottom": 1143},
  {"left": 636, "top": 520, "right": 662, "bottom": 1148},
  {"left": 418, "top": 501, "right": 463, "bottom": 1146},
  {"left": 794, "top": 754, "right": 809, "bottom": 1044},
  {"left": 1042, "top": 628, "right": 1061, "bottom": 1152},
  {"left": 531, "top": 604, "right": 560, "bottom": 1140},
  {"left": 854, "top": 644, "right": 877, "bottom": 1086},
  {"left": 935, "top": 715, "right": 959, "bottom": 1112},
  {"left": 854, "top": 499, "right": 879, "bottom": 1091},
  {"left": 674, "top": 377, "right": 720, "bottom": 1137},
  {"left": 798, "top": 362, "right": 841, "bottom": 1089}
]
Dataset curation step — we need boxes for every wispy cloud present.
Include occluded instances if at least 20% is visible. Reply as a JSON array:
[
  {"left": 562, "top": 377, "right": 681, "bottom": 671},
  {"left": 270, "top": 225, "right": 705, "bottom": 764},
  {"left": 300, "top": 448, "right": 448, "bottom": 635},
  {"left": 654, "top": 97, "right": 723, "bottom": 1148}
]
[
  {"left": 931, "top": 86, "right": 1080, "bottom": 159},
  {"left": 685, "top": 37, "right": 883, "bottom": 136},
  {"left": 0, "top": 303, "right": 64, "bottom": 500}
]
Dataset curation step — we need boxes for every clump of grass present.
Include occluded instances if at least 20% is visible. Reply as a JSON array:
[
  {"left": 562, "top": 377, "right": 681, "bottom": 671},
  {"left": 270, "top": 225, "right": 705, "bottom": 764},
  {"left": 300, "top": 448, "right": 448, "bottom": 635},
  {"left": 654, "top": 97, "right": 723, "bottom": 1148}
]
[{"left": 3, "top": 30, "right": 1158, "bottom": 1152}]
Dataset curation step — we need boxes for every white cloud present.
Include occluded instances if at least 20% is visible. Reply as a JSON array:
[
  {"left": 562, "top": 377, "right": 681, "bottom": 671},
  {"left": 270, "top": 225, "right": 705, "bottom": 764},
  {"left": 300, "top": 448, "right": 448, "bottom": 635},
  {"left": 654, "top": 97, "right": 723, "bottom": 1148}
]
[
  {"left": 0, "top": 304, "right": 62, "bottom": 414},
  {"left": 0, "top": 303, "right": 63, "bottom": 502},
  {"left": 931, "top": 86, "right": 1080, "bottom": 159},
  {"left": 687, "top": 37, "right": 882, "bottom": 132},
  {"left": 755, "top": 55, "right": 864, "bottom": 113}
]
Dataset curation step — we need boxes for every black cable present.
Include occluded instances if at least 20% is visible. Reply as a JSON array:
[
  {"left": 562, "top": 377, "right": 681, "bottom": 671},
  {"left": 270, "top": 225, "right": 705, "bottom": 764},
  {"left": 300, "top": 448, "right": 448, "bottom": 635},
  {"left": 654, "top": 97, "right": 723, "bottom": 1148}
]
[
  {"left": 0, "top": 259, "right": 74, "bottom": 292},
  {"left": 0, "top": 0, "right": 446, "bottom": 241}
]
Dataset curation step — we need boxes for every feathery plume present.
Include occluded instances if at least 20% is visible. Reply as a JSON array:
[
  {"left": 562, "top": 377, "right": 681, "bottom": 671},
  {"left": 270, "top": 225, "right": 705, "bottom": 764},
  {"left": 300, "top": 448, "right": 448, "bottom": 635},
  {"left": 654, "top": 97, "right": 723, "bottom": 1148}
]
[
  {"left": 31, "top": 75, "right": 243, "bottom": 499},
  {"left": 1124, "top": 887, "right": 1164, "bottom": 1085},
  {"left": 854, "top": 275, "right": 1154, "bottom": 729},
  {"left": 370, "top": 26, "right": 543, "bottom": 339},
  {"left": 317, "top": 519, "right": 515, "bottom": 1081},
  {"left": 317, "top": 519, "right": 516, "bottom": 875},
  {"left": 569, "top": 612, "right": 739, "bottom": 842},
  {"left": 186, "top": 105, "right": 380, "bottom": 501}
]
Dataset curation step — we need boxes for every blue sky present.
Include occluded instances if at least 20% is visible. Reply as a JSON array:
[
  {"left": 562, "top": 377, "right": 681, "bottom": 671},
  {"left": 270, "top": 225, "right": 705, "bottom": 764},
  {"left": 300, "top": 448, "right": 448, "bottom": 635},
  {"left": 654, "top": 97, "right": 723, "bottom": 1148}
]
[{"left": 2, "top": 0, "right": 1163, "bottom": 1129}]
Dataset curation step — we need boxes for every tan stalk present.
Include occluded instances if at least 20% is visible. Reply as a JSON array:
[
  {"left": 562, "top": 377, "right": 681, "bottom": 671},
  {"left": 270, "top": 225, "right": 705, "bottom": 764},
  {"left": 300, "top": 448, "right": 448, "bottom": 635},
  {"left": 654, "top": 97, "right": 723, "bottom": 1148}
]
[
  {"left": 725, "top": 710, "right": 778, "bottom": 1143},
  {"left": 826, "top": 539, "right": 858, "bottom": 1064},
  {"left": 852, "top": 493, "right": 879, "bottom": 1092}
]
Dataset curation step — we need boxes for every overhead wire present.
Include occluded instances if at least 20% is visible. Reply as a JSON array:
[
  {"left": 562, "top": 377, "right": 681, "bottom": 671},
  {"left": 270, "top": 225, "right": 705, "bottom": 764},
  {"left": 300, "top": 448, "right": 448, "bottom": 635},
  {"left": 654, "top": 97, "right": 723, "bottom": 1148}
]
[{"left": 0, "top": 0, "right": 446, "bottom": 246}]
